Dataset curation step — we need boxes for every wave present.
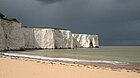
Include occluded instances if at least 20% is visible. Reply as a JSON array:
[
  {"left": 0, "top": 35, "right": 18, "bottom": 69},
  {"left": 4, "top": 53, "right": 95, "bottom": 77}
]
[{"left": 3, "top": 53, "right": 129, "bottom": 65}]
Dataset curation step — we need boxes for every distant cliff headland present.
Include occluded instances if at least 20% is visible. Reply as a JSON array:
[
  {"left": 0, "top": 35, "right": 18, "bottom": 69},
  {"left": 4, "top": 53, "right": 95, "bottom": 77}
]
[{"left": 0, "top": 12, "right": 99, "bottom": 51}]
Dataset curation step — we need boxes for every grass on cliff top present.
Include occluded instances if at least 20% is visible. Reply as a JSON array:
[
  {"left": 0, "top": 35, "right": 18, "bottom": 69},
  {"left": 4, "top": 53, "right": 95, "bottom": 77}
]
[
  {"left": 0, "top": 12, "right": 5, "bottom": 18},
  {"left": 72, "top": 32, "right": 98, "bottom": 36},
  {"left": 2, "top": 18, "right": 19, "bottom": 23},
  {"left": 22, "top": 26, "right": 69, "bottom": 30},
  {"left": 0, "top": 12, "right": 19, "bottom": 23}
]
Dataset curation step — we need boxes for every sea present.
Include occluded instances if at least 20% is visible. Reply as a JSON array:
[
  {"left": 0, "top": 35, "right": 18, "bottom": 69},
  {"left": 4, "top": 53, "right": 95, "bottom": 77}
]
[{"left": 4, "top": 46, "right": 140, "bottom": 65}]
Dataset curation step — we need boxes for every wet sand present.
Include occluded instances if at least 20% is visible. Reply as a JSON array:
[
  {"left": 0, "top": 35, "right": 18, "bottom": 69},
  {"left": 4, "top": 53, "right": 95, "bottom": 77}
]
[{"left": 0, "top": 54, "right": 140, "bottom": 78}]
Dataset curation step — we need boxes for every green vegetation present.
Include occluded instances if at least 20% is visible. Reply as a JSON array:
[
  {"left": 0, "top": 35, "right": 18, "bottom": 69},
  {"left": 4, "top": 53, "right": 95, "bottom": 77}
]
[
  {"left": 18, "top": 47, "right": 26, "bottom": 51},
  {"left": 95, "top": 46, "right": 99, "bottom": 48},
  {"left": 0, "top": 12, "right": 19, "bottom": 22},
  {"left": 0, "top": 12, "right": 5, "bottom": 18},
  {"left": 23, "top": 26, "right": 69, "bottom": 30},
  {"left": 72, "top": 32, "right": 97, "bottom": 35},
  {"left": 6, "top": 47, "right": 26, "bottom": 51},
  {"left": 35, "top": 27, "right": 69, "bottom": 30},
  {"left": 2, "top": 18, "right": 19, "bottom": 23}
]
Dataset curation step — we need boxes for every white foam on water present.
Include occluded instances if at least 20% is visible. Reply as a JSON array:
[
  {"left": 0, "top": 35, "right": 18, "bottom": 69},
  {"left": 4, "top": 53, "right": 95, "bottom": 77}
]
[{"left": 3, "top": 53, "right": 129, "bottom": 65}]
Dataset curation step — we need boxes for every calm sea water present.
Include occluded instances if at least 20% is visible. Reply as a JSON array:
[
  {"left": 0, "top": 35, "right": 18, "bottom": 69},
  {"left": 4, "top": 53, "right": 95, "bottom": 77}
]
[{"left": 18, "top": 46, "right": 140, "bottom": 64}]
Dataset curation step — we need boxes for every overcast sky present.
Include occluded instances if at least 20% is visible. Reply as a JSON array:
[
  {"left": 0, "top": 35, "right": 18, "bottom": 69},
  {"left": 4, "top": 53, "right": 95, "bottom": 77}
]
[{"left": 0, "top": 0, "right": 140, "bottom": 45}]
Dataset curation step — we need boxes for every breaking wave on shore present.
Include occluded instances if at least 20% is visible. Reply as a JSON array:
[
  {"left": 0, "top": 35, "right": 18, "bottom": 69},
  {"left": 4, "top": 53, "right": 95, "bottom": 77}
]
[{"left": 3, "top": 53, "right": 129, "bottom": 65}]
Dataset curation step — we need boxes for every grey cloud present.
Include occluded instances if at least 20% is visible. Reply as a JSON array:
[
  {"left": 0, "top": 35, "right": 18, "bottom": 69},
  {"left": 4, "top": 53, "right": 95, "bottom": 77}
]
[
  {"left": 1, "top": 0, "right": 140, "bottom": 45},
  {"left": 36, "top": 0, "right": 65, "bottom": 4}
]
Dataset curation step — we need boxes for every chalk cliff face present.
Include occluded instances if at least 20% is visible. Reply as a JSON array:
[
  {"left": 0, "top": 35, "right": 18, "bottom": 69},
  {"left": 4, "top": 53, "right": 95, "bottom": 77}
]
[
  {"left": 54, "top": 30, "right": 73, "bottom": 49},
  {"left": 22, "top": 28, "right": 36, "bottom": 48},
  {"left": 22, "top": 28, "right": 74, "bottom": 49},
  {"left": 1, "top": 19, "right": 25, "bottom": 50},
  {"left": 0, "top": 19, "right": 6, "bottom": 51},
  {"left": 72, "top": 34, "right": 99, "bottom": 48},
  {"left": 0, "top": 17, "right": 99, "bottom": 51},
  {"left": 33, "top": 28, "right": 55, "bottom": 48}
]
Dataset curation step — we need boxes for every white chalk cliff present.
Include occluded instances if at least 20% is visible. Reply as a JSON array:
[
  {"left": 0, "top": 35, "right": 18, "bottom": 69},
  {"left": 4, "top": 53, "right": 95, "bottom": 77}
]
[
  {"left": 0, "top": 19, "right": 6, "bottom": 50},
  {"left": 0, "top": 17, "right": 99, "bottom": 51},
  {"left": 34, "top": 28, "right": 55, "bottom": 49},
  {"left": 22, "top": 28, "right": 74, "bottom": 49},
  {"left": 72, "top": 34, "right": 99, "bottom": 48},
  {"left": 0, "top": 18, "right": 25, "bottom": 50},
  {"left": 22, "top": 28, "right": 37, "bottom": 49},
  {"left": 54, "top": 30, "right": 74, "bottom": 49},
  {"left": 22, "top": 28, "right": 55, "bottom": 49}
]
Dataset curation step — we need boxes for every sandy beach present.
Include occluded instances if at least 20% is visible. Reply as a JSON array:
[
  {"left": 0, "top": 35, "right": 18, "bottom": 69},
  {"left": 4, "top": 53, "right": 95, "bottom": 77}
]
[{"left": 0, "top": 54, "right": 140, "bottom": 78}]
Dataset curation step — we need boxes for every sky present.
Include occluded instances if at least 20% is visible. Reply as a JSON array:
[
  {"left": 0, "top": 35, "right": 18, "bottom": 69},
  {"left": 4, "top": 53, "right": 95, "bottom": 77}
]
[{"left": 0, "top": 0, "right": 140, "bottom": 45}]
